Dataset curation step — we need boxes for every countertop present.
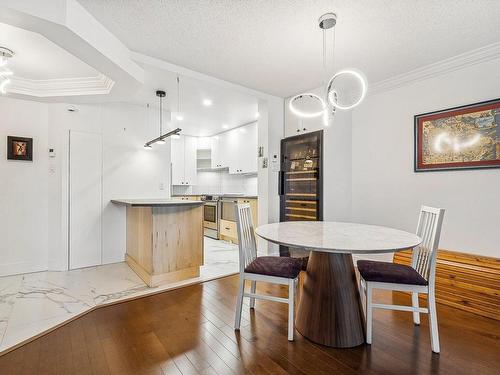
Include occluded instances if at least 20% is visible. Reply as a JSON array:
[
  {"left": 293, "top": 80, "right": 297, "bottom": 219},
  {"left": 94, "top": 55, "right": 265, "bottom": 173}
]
[
  {"left": 111, "top": 199, "right": 204, "bottom": 207},
  {"left": 171, "top": 194, "right": 258, "bottom": 199}
]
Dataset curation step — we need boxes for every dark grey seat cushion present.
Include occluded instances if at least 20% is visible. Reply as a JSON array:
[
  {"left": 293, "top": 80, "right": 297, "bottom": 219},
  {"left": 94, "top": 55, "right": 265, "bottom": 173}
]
[
  {"left": 357, "top": 260, "right": 428, "bottom": 286},
  {"left": 245, "top": 256, "right": 302, "bottom": 279}
]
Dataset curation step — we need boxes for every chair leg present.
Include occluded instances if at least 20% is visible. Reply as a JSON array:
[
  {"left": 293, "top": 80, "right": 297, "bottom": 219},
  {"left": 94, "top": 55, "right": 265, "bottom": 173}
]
[
  {"left": 428, "top": 289, "right": 440, "bottom": 353},
  {"left": 249, "top": 281, "right": 256, "bottom": 309},
  {"left": 359, "top": 277, "right": 366, "bottom": 314},
  {"left": 366, "top": 283, "right": 373, "bottom": 344},
  {"left": 288, "top": 279, "right": 295, "bottom": 341},
  {"left": 234, "top": 277, "right": 245, "bottom": 330},
  {"left": 412, "top": 292, "right": 421, "bottom": 325}
]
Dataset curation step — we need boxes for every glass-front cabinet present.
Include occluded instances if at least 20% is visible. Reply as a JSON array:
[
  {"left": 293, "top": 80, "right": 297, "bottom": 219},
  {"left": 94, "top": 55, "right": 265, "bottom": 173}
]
[{"left": 279, "top": 130, "right": 323, "bottom": 255}]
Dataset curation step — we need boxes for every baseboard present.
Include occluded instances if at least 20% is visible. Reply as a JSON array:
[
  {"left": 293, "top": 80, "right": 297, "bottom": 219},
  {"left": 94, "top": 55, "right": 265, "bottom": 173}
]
[
  {"left": 394, "top": 249, "right": 500, "bottom": 321},
  {"left": 0, "top": 262, "right": 47, "bottom": 277}
]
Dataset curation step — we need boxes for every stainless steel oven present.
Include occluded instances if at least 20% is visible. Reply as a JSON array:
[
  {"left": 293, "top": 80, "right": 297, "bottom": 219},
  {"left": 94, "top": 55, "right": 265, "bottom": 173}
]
[{"left": 202, "top": 195, "right": 219, "bottom": 239}]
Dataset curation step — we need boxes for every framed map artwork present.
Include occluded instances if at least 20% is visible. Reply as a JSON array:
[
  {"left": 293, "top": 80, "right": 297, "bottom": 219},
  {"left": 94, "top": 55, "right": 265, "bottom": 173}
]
[{"left": 414, "top": 98, "right": 500, "bottom": 172}]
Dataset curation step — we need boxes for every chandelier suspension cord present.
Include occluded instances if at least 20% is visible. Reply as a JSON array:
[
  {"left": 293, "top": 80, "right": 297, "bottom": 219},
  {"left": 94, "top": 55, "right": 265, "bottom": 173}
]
[
  {"left": 323, "top": 28, "right": 327, "bottom": 91},
  {"left": 177, "top": 76, "right": 181, "bottom": 115},
  {"left": 159, "top": 91, "right": 163, "bottom": 135}
]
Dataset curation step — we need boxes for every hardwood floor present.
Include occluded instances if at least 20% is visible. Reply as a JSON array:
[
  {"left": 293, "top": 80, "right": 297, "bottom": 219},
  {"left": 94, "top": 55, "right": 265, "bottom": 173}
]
[{"left": 0, "top": 275, "right": 498, "bottom": 374}]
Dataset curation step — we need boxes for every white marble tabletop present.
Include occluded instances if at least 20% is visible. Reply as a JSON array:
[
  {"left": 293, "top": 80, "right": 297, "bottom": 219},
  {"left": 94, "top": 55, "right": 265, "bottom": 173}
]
[{"left": 255, "top": 221, "right": 421, "bottom": 254}]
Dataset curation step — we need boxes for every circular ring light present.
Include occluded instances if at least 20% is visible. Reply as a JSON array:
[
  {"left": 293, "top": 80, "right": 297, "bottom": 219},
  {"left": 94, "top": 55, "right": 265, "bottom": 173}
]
[
  {"left": 327, "top": 70, "right": 367, "bottom": 110},
  {"left": 288, "top": 93, "right": 326, "bottom": 118}
]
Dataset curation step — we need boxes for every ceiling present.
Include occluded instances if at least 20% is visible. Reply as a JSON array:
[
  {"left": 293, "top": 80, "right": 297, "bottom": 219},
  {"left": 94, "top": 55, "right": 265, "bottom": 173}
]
[
  {"left": 133, "top": 65, "right": 258, "bottom": 137},
  {"left": 78, "top": 0, "right": 500, "bottom": 97},
  {"left": 0, "top": 22, "right": 98, "bottom": 80}
]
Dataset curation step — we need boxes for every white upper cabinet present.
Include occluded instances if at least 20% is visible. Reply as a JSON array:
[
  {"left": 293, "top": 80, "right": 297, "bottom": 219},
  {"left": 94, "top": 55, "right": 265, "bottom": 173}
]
[
  {"left": 171, "top": 135, "right": 197, "bottom": 185},
  {"left": 228, "top": 122, "right": 258, "bottom": 174},
  {"left": 183, "top": 136, "right": 197, "bottom": 185},
  {"left": 171, "top": 136, "right": 184, "bottom": 185},
  {"left": 211, "top": 132, "right": 228, "bottom": 169},
  {"left": 195, "top": 123, "right": 258, "bottom": 175}
]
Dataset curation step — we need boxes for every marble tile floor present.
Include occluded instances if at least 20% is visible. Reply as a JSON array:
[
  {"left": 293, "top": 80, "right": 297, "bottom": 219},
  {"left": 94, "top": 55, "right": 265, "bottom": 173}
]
[{"left": 0, "top": 237, "right": 239, "bottom": 354}]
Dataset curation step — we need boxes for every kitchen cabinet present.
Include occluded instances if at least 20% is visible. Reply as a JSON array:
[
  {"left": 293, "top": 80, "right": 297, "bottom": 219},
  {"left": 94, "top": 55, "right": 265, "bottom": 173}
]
[
  {"left": 227, "top": 123, "right": 258, "bottom": 174},
  {"left": 210, "top": 123, "right": 258, "bottom": 173},
  {"left": 237, "top": 198, "right": 258, "bottom": 228},
  {"left": 210, "top": 132, "right": 228, "bottom": 169},
  {"left": 235, "top": 123, "right": 258, "bottom": 174},
  {"left": 171, "top": 135, "right": 197, "bottom": 185},
  {"left": 219, "top": 197, "right": 259, "bottom": 244}
]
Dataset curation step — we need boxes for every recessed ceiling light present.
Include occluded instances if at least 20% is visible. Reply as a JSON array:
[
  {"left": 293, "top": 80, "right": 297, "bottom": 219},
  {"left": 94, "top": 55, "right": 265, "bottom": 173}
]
[
  {"left": 202, "top": 99, "right": 212, "bottom": 106},
  {"left": 176, "top": 115, "right": 184, "bottom": 121},
  {"left": 255, "top": 112, "right": 260, "bottom": 118},
  {"left": 222, "top": 124, "right": 229, "bottom": 129}
]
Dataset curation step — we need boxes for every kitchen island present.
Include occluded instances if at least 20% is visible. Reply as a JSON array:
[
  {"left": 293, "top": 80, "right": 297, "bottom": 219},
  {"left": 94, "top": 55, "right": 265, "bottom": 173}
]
[{"left": 111, "top": 199, "right": 204, "bottom": 287}]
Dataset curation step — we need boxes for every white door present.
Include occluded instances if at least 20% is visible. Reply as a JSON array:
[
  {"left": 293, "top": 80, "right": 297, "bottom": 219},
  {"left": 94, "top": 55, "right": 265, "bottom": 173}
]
[
  {"left": 183, "top": 136, "right": 197, "bottom": 185},
  {"left": 171, "top": 136, "right": 185, "bottom": 185},
  {"left": 69, "top": 130, "right": 102, "bottom": 269}
]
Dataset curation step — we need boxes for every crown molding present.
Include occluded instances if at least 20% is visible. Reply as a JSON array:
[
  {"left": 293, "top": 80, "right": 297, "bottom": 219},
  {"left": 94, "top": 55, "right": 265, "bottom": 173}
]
[
  {"left": 370, "top": 41, "right": 500, "bottom": 94},
  {"left": 8, "top": 73, "right": 115, "bottom": 97}
]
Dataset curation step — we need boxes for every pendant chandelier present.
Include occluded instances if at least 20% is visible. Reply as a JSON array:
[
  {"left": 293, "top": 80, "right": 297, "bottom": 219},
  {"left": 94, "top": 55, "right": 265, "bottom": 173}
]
[
  {"left": 289, "top": 13, "right": 367, "bottom": 122},
  {"left": 144, "top": 90, "right": 181, "bottom": 149},
  {"left": 0, "top": 47, "right": 14, "bottom": 94}
]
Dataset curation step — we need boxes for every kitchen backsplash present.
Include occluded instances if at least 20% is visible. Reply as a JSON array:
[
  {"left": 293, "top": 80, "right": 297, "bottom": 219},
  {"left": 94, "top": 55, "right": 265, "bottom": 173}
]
[{"left": 172, "top": 170, "right": 258, "bottom": 196}]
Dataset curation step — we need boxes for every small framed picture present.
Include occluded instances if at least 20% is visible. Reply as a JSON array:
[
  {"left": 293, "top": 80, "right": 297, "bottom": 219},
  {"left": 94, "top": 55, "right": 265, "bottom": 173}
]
[{"left": 7, "top": 136, "right": 33, "bottom": 161}]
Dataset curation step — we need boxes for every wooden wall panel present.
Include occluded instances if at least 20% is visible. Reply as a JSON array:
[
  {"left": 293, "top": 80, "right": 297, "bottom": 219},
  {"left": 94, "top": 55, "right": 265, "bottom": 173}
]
[{"left": 394, "top": 249, "right": 500, "bottom": 321}]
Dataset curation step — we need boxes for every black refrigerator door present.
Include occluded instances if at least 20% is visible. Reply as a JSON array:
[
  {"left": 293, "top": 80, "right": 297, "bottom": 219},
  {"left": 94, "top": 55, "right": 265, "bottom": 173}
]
[
  {"left": 279, "top": 130, "right": 323, "bottom": 222},
  {"left": 279, "top": 130, "right": 323, "bottom": 257}
]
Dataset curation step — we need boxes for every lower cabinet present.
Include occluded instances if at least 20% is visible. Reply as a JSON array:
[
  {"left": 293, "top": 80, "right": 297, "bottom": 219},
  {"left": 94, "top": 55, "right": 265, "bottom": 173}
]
[
  {"left": 219, "top": 219, "right": 237, "bottom": 239},
  {"left": 219, "top": 198, "right": 258, "bottom": 245}
]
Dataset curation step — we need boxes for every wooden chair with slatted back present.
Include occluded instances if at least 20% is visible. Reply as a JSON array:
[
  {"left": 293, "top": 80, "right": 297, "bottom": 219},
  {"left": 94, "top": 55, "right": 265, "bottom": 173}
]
[
  {"left": 233, "top": 203, "right": 301, "bottom": 341},
  {"left": 357, "top": 205, "right": 445, "bottom": 353}
]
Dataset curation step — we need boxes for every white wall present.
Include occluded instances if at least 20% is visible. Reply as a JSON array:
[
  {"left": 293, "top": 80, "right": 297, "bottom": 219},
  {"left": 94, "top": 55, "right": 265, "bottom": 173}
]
[
  {"left": 352, "top": 57, "right": 500, "bottom": 258},
  {"left": 48, "top": 102, "right": 171, "bottom": 269},
  {"left": 258, "top": 97, "right": 285, "bottom": 255},
  {"left": 0, "top": 97, "right": 49, "bottom": 275},
  {"left": 0, "top": 97, "right": 171, "bottom": 275}
]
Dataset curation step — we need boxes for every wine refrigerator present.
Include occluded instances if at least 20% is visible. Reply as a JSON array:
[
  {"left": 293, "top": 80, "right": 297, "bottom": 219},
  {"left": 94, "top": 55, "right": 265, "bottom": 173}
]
[{"left": 278, "top": 130, "right": 323, "bottom": 256}]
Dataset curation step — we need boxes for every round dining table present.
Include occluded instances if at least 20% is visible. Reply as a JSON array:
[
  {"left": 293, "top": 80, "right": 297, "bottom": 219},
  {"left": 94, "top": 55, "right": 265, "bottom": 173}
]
[{"left": 255, "top": 221, "right": 422, "bottom": 348}]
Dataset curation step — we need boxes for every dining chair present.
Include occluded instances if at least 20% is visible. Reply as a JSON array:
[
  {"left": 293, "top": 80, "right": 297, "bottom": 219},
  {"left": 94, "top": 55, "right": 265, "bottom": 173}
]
[
  {"left": 357, "top": 205, "right": 445, "bottom": 353},
  {"left": 233, "top": 203, "right": 302, "bottom": 341}
]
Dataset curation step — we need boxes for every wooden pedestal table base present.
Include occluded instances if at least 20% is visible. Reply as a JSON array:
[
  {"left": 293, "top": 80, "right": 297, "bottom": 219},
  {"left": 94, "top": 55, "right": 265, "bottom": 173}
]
[{"left": 295, "top": 252, "right": 365, "bottom": 347}]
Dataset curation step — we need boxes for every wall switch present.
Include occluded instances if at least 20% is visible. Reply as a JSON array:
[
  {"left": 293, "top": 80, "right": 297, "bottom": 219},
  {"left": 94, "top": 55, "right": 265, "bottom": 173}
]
[
  {"left": 159, "top": 182, "right": 165, "bottom": 190},
  {"left": 49, "top": 148, "right": 56, "bottom": 158},
  {"left": 258, "top": 146, "right": 264, "bottom": 157}
]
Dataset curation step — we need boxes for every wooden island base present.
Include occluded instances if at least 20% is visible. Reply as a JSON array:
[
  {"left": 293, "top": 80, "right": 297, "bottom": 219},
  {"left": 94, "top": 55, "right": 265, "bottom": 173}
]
[
  {"left": 112, "top": 200, "right": 205, "bottom": 287},
  {"left": 296, "top": 252, "right": 365, "bottom": 348}
]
